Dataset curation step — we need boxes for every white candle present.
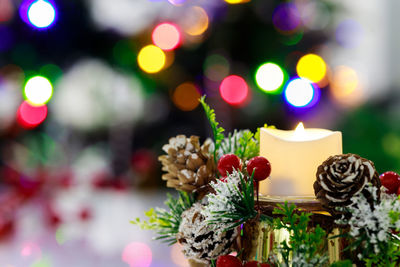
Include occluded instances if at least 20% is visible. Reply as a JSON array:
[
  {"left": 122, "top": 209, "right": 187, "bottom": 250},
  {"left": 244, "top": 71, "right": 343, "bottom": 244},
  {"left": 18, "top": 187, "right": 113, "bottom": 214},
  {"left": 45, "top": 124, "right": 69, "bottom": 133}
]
[{"left": 259, "top": 123, "right": 342, "bottom": 197}]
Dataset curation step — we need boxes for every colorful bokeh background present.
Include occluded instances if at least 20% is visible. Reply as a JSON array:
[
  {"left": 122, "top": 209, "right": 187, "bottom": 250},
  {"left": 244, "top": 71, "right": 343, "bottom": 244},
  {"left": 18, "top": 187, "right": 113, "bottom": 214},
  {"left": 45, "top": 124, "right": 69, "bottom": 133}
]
[{"left": 0, "top": 0, "right": 399, "bottom": 266}]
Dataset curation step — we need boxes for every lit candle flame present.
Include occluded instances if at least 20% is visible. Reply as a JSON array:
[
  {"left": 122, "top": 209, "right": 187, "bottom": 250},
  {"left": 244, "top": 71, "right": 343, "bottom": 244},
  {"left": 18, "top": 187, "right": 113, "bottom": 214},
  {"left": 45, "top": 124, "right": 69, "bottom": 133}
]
[
  {"left": 295, "top": 122, "right": 305, "bottom": 133},
  {"left": 293, "top": 122, "right": 306, "bottom": 140}
]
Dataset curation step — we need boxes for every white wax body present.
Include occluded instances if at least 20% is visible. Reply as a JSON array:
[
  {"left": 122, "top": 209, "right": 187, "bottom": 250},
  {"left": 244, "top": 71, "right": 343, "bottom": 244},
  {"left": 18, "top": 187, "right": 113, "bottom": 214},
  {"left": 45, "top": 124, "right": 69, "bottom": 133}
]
[{"left": 259, "top": 128, "right": 342, "bottom": 197}]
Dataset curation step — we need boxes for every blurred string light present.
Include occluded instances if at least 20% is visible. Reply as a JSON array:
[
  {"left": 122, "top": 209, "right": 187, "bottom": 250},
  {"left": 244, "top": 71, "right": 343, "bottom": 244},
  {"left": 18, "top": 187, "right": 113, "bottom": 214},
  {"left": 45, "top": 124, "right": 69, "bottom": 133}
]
[
  {"left": 204, "top": 54, "right": 230, "bottom": 82},
  {"left": 137, "top": 45, "right": 166, "bottom": 73},
  {"left": 21, "top": 0, "right": 57, "bottom": 29},
  {"left": 24, "top": 76, "right": 53, "bottom": 105},
  {"left": 181, "top": 6, "right": 209, "bottom": 36},
  {"left": 219, "top": 75, "right": 248, "bottom": 106},
  {"left": 20, "top": 241, "right": 42, "bottom": 261},
  {"left": 272, "top": 3, "right": 301, "bottom": 34},
  {"left": 152, "top": 23, "right": 181, "bottom": 51},
  {"left": 298, "top": 1, "right": 331, "bottom": 31},
  {"left": 0, "top": 0, "right": 14, "bottom": 22},
  {"left": 168, "top": 0, "right": 186, "bottom": 6},
  {"left": 255, "top": 62, "right": 287, "bottom": 94},
  {"left": 122, "top": 242, "right": 152, "bottom": 267},
  {"left": 170, "top": 243, "right": 189, "bottom": 267},
  {"left": 17, "top": 101, "right": 48, "bottom": 129},
  {"left": 296, "top": 54, "right": 327, "bottom": 83},
  {"left": 330, "top": 65, "right": 364, "bottom": 107},
  {"left": 224, "top": 0, "right": 250, "bottom": 4},
  {"left": 172, "top": 82, "right": 201, "bottom": 111},
  {"left": 52, "top": 59, "right": 144, "bottom": 131},
  {"left": 87, "top": 0, "right": 169, "bottom": 36},
  {"left": 335, "top": 19, "right": 364, "bottom": 48},
  {"left": 40, "top": 64, "right": 63, "bottom": 81},
  {"left": 280, "top": 30, "right": 303, "bottom": 46},
  {"left": 284, "top": 78, "right": 319, "bottom": 108}
]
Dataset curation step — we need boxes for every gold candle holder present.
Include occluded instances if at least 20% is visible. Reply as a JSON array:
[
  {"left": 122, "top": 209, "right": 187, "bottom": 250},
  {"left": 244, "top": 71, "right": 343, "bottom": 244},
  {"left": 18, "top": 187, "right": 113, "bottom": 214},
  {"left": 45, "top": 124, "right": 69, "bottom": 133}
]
[{"left": 245, "top": 195, "right": 342, "bottom": 264}]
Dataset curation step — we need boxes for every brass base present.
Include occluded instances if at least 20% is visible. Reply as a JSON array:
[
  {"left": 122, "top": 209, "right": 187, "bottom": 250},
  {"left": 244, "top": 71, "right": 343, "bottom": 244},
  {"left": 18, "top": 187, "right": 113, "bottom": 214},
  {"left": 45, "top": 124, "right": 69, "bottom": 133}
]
[{"left": 249, "top": 195, "right": 340, "bottom": 264}]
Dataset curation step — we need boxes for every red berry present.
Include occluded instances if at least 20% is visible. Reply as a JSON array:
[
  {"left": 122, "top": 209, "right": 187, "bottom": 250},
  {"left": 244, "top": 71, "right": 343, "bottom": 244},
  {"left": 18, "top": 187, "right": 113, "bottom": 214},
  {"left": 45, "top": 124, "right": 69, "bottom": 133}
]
[
  {"left": 397, "top": 186, "right": 400, "bottom": 196},
  {"left": 216, "top": 255, "right": 243, "bottom": 267},
  {"left": 244, "top": 261, "right": 271, "bottom": 267},
  {"left": 380, "top": 171, "right": 400, "bottom": 194},
  {"left": 247, "top": 156, "right": 271, "bottom": 182},
  {"left": 218, "top": 154, "right": 242, "bottom": 176}
]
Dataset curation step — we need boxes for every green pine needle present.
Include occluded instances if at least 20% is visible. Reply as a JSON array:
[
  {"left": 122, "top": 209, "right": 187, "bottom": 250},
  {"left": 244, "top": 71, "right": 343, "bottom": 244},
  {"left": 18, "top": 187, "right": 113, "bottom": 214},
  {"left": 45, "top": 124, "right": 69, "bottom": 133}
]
[
  {"left": 131, "top": 191, "right": 196, "bottom": 245},
  {"left": 199, "top": 96, "right": 225, "bottom": 164}
]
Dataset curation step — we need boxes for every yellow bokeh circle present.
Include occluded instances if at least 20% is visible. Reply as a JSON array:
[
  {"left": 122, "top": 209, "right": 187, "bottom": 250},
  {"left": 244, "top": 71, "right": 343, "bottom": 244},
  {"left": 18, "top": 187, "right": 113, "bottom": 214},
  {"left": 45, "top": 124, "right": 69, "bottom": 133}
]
[
  {"left": 296, "top": 54, "right": 327, "bottom": 83},
  {"left": 137, "top": 45, "right": 166, "bottom": 73}
]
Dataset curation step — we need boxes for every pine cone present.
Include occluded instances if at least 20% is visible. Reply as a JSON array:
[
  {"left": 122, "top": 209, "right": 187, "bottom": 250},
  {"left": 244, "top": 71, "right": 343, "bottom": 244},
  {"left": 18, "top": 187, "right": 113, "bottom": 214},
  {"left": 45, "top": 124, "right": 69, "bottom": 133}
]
[
  {"left": 159, "top": 135, "right": 216, "bottom": 195},
  {"left": 177, "top": 203, "right": 238, "bottom": 264},
  {"left": 314, "top": 153, "right": 381, "bottom": 218}
]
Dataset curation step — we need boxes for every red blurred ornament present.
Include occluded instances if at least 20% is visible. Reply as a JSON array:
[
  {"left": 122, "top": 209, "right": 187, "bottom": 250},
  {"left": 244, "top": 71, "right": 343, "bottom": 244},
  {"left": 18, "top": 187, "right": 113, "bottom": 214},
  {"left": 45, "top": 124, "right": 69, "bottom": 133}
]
[
  {"left": 217, "top": 154, "right": 242, "bottom": 176},
  {"left": 246, "top": 156, "right": 271, "bottom": 182},
  {"left": 79, "top": 207, "right": 92, "bottom": 221},
  {"left": 216, "top": 255, "right": 243, "bottom": 267},
  {"left": 131, "top": 149, "right": 156, "bottom": 174},
  {"left": 380, "top": 171, "right": 400, "bottom": 194}
]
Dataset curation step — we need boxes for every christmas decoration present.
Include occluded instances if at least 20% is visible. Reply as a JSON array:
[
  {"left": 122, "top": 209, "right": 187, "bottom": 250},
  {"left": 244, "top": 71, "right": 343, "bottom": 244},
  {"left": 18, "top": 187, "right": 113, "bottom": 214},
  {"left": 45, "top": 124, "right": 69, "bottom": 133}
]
[
  {"left": 159, "top": 135, "right": 215, "bottom": 195},
  {"left": 336, "top": 185, "right": 400, "bottom": 265},
  {"left": 216, "top": 255, "right": 243, "bottom": 267},
  {"left": 379, "top": 171, "right": 400, "bottom": 194},
  {"left": 314, "top": 153, "right": 381, "bottom": 217},
  {"left": 203, "top": 170, "right": 257, "bottom": 230},
  {"left": 217, "top": 154, "right": 242, "bottom": 177},
  {"left": 177, "top": 203, "right": 238, "bottom": 264},
  {"left": 246, "top": 156, "right": 271, "bottom": 182}
]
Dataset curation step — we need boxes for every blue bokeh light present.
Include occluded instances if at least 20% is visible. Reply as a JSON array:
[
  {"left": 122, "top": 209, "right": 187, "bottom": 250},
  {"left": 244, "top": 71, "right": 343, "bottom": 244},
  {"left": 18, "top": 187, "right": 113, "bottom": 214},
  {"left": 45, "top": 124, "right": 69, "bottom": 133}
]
[
  {"left": 284, "top": 77, "right": 320, "bottom": 108},
  {"left": 20, "top": 0, "right": 56, "bottom": 29}
]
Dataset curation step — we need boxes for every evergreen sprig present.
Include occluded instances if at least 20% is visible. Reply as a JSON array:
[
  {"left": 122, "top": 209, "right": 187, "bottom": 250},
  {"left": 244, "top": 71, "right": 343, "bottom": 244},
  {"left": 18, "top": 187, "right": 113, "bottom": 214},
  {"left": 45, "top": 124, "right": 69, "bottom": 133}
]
[
  {"left": 205, "top": 171, "right": 258, "bottom": 231},
  {"left": 220, "top": 130, "right": 259, "bottom": 161},
  {"left": 199, "top": 96, "right": 225, "bottom": 164},
  {"left": 131, "top": 191, "right": 196, "bottom": 245},
  {"left": 271, "top": 202, "right": 328, "bottom": 267}
]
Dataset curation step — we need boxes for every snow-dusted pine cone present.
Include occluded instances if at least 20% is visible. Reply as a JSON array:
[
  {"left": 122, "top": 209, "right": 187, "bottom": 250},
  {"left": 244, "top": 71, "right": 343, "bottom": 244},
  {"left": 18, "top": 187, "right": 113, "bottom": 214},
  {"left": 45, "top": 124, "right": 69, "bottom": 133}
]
[
  {"left": 177, "top": 203, "right": 238, "bottom": 264},
  {"left": 159, "top": 135, "right": 216, "bottom": 195},
  {"left": 314, "top": 153, "right": 381, "bottom": 217}
]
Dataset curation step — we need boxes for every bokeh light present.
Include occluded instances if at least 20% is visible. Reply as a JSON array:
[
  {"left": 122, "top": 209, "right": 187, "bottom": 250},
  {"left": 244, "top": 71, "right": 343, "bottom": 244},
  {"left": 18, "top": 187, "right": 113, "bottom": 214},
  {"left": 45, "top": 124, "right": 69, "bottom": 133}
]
[
  {"left": 330, "top": 65, "right": 364, "bottom": 107},
  {"left": 219, "top": 75, "right": 248, "bottom": 106},
  {"left": 17, "top": 101, "right": 48, "bottom": 129},
  {"left": 0, "top": 0, "right": 14, "bottom": 22},
  {"left": 168, "top": 0, "right": 186, "bottom": 5},
  {"left": 27, "top": 0, "right": 56, "bottom": 29},
  {"left": 272, "top": 3, "right": 301, "bottom": 33},
  {"left": 296, "top": 54, "right": 327, "bottom": 83},
  {"left": 152, "top": 23, "right": 181, "bottom": 51},
  {"left": 24, "top": 76, "right": 53, "bottom": 105},
  {"left": 284, "top": 78, "right": 318, "bottom": 108},
  {"left": 280, "top": 30, "right": 303, "bottom": 46},
  {"left": 122, "top": 242, "right": 152, "bottom": 267},
  {"left": 224, "top": 0, "right": 250, "bottom": 4},
  {"left": 172, "top": 82, "right": 201, "bottom": 111},
  {"left": 204, "top": 54, "right": 230, "bottom": 82},
  {"left": 255, "top": 62, "right": 286, "bottom": 94},
  {"left": 336, "top": 19, "right": 364, "bottom": 48},
  {"left": 170, "top": 243, "right": 189, "bottom": 267},
  {"left": 137, "top": 45, "right": 166, "bottom": 73},
  {"left": 20, "top": 241, "right": 42, "bottom": 261},
  {"left": 181, "top": 6, "right": 209, "bottom": 36},
  {"left": 299, "top": 1, "right": 331, "bottom": 31}
]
